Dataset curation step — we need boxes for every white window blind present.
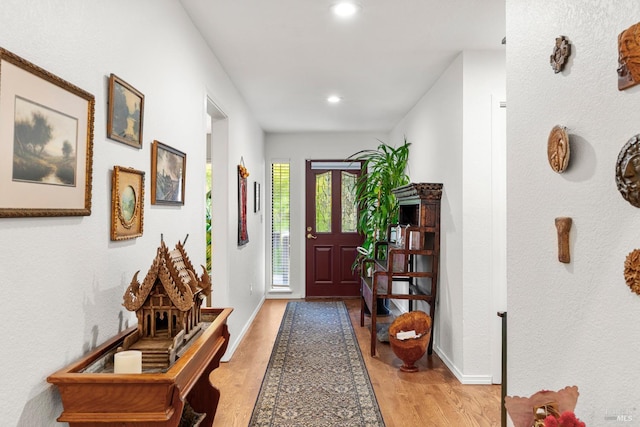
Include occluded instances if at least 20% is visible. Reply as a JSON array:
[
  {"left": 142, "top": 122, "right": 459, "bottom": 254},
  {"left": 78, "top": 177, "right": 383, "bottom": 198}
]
[{"left": 271, "top": 163, "right": 290, "bottom": 287}]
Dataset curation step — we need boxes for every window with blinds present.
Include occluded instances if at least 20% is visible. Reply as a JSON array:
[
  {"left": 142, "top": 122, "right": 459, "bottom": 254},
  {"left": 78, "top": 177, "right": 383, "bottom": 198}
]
[{"left": 271, "top": 163, "right": 290, "bottom": 288}]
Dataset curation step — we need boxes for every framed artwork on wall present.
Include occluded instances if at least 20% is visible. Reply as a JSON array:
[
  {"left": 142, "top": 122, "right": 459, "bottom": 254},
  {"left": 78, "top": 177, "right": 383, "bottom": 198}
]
[
  {"left": 111, "top": 166, "right": 144, "bottom": 240},
  {"left": 151, "top": 140, "right": 186, "bottom": 205},
  {"left": 107, "top": 74, "right": 144, "bottom": 148},
  {"left": 0, "top": 47, "right": 95, "bottom": 218},
  {"left": 254, "top": 181, "right": 260, "bottom": 213}
]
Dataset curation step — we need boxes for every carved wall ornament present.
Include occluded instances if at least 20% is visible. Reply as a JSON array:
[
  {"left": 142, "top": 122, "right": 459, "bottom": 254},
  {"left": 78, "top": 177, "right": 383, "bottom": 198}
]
[
  {"left": 618, "top": 22, "right": 640, "bottom": 90},
  {"left": 615, "top": 134, "right": 640, "bottom": 207},
  {"left": 547, "top": 125, "right": 570, "bottom": 173},
  {"left": 550, "top": 35, "right": 571, "bottom": 73},
  {"left": 624, "top": 249, "right": 640, "bottom": 295},
  {"left": 555, "top": 217, "right": 572, "bottom": 263}
]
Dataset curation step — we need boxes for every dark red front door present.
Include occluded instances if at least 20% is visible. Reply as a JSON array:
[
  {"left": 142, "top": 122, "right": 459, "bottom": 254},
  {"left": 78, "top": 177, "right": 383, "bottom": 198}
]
[{"left": 305, "top": 160, "right": 363, "bottom": 297}]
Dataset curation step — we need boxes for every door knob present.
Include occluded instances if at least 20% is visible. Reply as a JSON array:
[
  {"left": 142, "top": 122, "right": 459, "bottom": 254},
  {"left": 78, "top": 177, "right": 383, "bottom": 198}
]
[{"left": 306, "top": 233, "right": 317, "bottom": 240}]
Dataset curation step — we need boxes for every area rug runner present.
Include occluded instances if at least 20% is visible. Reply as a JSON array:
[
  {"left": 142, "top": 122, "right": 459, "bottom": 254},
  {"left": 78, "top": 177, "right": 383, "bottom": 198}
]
[{"left": 249, "top": 301, "right": 385, "bottom": 427}]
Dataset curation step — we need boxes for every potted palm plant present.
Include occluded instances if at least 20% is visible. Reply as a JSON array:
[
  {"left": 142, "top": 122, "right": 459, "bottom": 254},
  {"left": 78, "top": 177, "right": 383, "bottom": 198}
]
[{"left": 350, "top": 138, "right": 411, "bottom": 314}]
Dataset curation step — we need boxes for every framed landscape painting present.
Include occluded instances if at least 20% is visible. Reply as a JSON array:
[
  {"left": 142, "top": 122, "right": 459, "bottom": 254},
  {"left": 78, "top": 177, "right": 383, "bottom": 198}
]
[
  {"left": 107, "top": 74, "right": 144, "bottom": 148},
  {"left": 111, "top": 166, "right": 144, "bottom": 240},
  {"left": 0, "top": 47, "right": 95, "bottom": 217},
  {"left": 151, "top": 140, "right": 186, "bottom": 205}
]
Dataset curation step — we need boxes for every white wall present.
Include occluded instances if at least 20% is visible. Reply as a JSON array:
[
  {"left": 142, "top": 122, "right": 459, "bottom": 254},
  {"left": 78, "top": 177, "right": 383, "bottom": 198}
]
[
  {"left": 265, "top": 132, "right": 388, "bottom": 299},
  {"left": 462, "top": 51, "right": 507, "bottom": 378},
  {"left": 390, "top": 54, "right": 466, "bottom": 377},
  {"left": 0, "top": 1, "right": 264, "bottom": 425},
  {"left": 507, "top": 1, "right": 640, "bottom": 424},
  {"left": 389, "top": 50, "right": 506, "bottom": 383}
]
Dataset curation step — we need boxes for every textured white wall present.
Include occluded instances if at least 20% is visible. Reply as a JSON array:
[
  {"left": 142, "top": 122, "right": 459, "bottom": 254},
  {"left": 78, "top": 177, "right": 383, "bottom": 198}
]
[
  {"left": 390, "top": 54, "right": 466, "bottom": 376},
  {"left": 507, "top": 0, "right": 640, "bottom": 423},
  {"left": 265, "top": 132, "right": 388, "bottom": 299},
  {"left": 390, "top": 50, "right": 506, "bottom": 383},
  {"left": 462, "top": 51, "right": 506, "bottom": 378},
  {"left": 0, "top": 1, "right": 264, "bottom": 425}
]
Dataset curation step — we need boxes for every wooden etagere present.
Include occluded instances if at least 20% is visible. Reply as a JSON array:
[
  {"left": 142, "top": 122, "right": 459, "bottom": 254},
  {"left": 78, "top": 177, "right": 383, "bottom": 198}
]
[{"left": 360, "top": 183, "right": 442, "bottom": 356}]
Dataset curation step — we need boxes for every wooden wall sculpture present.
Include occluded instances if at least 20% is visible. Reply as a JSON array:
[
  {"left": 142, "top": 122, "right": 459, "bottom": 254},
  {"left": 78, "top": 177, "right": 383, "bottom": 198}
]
[
  {"left": 555, "top": 217, "right": 572, "bottom": 263},
  {"left": 618, "top": 22, "right": 640, "bottom": 90},
  {"left": 547, "top": 125, "right": 570, "bottom": 173},
  {"left": 615, "top": 134, "right": 640, "bottom": 207},
  {"left": 624, "top": 249, "right": 640, "bottom": 295},
  {"left": 550, "top": 35, "right": 571, "bottom": 73}
]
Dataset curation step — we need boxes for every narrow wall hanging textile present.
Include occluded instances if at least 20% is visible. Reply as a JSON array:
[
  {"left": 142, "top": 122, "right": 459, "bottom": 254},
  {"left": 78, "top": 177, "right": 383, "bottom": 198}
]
[{"left": 238, "top": 158, "right": 249, "bottom": 246}]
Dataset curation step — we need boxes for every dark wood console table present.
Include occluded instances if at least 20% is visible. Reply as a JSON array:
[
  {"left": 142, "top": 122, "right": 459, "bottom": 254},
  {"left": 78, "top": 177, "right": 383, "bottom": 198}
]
[{"left": 47, "top": 307, "right": 232, "bottom": 427}]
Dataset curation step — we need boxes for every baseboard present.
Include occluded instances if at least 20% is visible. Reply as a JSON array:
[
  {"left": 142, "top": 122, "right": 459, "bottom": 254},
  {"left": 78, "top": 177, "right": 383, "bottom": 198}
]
[
  {"left": 221, "top": 296, "right": 266, "bottom": 362},
  {"left": 434, "top": 345, "right": 493, "bottom": 385},
  {"left": 389, "top": 300, "right": 493, "bottom": 385}
]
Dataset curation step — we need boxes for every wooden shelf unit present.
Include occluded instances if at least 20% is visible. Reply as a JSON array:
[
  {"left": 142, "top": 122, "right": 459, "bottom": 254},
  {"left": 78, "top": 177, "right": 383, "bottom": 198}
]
[
  {"left": 360, "top": 183, "right": 442, "bottom": 356},
  {"left": 47, "top": 307, "right": 232, "bottom": 427}
]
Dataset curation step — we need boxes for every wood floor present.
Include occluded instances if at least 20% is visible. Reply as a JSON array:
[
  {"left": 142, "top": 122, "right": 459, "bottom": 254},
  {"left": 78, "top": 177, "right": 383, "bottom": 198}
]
[{"left": 209, "top": 299, "right": 501, "bottom": 427}]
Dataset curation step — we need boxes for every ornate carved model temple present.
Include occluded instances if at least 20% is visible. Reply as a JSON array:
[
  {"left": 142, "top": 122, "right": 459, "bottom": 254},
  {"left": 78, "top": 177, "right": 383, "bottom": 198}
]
[
  {"left": 121, "top": 237, "right": 212, "bottom": 369},
  {"left": 47, "top": 237, "right": 231, "bottom": 427}
]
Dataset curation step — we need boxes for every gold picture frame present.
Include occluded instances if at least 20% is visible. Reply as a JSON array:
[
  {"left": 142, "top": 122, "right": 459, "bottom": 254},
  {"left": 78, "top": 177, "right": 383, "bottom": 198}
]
[
  {"left": 0, "top": 47, "right": 95, "bottom": 217},
  {"left": 151, "top": 140, "right": 186, "bottom": 205},
  {"left": 111, "top": 166, "right": 144, "bottom": 240},
  {"left": 107, "top": 74, "right": 144, "bottom": 148}
]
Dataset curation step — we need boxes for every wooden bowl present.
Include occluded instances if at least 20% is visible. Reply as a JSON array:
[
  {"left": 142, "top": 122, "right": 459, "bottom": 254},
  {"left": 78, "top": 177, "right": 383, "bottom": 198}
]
[{"left": 388, "top": 311, "right": 432, "bottom": 372}]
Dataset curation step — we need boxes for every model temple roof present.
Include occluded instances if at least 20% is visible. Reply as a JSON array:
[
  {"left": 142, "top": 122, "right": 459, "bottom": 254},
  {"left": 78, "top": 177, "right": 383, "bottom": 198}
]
[{"left": 123, "top": 240, "right": 211, "bottom": 312}]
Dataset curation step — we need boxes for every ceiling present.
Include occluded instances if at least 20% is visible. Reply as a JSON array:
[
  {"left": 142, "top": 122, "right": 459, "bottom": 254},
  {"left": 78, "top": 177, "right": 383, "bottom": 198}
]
[{"left": 180, "top": 0, "right": 505, "bottom": 133}]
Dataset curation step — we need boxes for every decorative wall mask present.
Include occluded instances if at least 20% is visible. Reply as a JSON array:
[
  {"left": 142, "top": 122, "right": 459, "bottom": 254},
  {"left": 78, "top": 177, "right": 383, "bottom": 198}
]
[
  {"left": 550, "top": 36, "right": 571, "bottom": 73},
  {"left": 618, "top": 22, "right": 640, "bottom": 90},
  {"left": 615, "top": 134, "right": 640, "bottom": 207},
  {"left": 555, "top": 217, "right": 572, "bottom": 263},
  {"left": 547, "top": 125, "right": 570, "bottom": 173},
  {"left": 624, "top": 249, "right": 640, "bottom": 295}
]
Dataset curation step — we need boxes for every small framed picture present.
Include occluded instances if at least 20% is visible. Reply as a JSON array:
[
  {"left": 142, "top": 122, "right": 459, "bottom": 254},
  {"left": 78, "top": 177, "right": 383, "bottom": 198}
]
[
  {"left": 107, "top": 74, "right": 144, "bottom": 148},
  {"left": 151, "top": 140, "right": 186, "bottom": 205},
  {"left": 0, "top": 47, "right": 95, "bottom": 217},
  {"left": 254, "top": 181, "right": 260, "bottom": 212},
  {"left": 111, "top": 166, "right": 144, "bottom": 240}
]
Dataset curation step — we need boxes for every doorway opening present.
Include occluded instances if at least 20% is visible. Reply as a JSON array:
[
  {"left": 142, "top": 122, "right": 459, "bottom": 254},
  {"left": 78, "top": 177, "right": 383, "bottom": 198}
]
[{"left": 206, "top": 97, "right": 228, "bottom": 306}]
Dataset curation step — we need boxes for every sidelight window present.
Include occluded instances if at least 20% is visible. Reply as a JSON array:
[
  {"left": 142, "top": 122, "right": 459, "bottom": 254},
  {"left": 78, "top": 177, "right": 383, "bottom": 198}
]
[{"left": 271, "top": 162, "right": 290, "bottom": 287}]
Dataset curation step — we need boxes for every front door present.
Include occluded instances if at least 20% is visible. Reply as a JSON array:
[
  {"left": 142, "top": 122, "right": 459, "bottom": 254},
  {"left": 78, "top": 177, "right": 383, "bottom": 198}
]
[{"left": 305, "top": 160, "right": 363, "bottom": 297}]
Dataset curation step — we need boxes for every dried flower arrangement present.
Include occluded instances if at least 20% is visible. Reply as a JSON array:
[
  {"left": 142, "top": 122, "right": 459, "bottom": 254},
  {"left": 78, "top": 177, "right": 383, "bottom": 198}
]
[
  {"left": 238, "top": 163, "right": 250, "bottom": 178},
  {"left": 505, "top": 386, "right": 580, "bottom": 427}
]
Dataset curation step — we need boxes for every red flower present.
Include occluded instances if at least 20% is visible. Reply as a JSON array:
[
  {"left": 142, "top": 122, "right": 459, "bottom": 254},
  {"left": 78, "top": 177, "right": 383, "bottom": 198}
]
[
  {"left": 560, "top": 411, "right": 586, "bottom": 427},
  {"left": 545, "top": 411, "right": 585, "bottom": 427}
]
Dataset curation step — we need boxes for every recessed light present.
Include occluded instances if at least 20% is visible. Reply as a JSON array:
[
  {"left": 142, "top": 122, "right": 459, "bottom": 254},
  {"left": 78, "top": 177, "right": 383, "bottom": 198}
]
[
  {"left": 327, "top": 95, "right": 342, "bottom": 104},
  {"left": 331, "top": 2, "right": 360, "bottom": 18}
]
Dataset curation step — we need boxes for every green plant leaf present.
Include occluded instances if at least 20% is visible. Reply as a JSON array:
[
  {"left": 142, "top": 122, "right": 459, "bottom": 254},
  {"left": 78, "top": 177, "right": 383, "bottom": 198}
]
[{"left": 347, "top": 138, "right": 411, "bottom": 270}]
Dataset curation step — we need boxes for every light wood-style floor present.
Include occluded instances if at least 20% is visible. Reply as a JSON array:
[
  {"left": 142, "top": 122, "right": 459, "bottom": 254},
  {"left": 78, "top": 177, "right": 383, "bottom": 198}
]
[{"left": 209, "top": 299, "right": 501, "bottom": 427}]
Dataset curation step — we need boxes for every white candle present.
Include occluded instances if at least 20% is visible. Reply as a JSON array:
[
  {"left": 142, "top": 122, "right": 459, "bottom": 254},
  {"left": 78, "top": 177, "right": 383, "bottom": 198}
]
[{"left": 114, "top": 350, "right": 142, "bottom": 374}]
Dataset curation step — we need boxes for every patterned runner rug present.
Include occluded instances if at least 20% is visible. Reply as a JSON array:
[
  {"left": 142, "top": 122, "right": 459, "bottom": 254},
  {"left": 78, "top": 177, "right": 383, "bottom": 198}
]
[{"left": 249, "top": 301, "right": 385, "bottom": 427}]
